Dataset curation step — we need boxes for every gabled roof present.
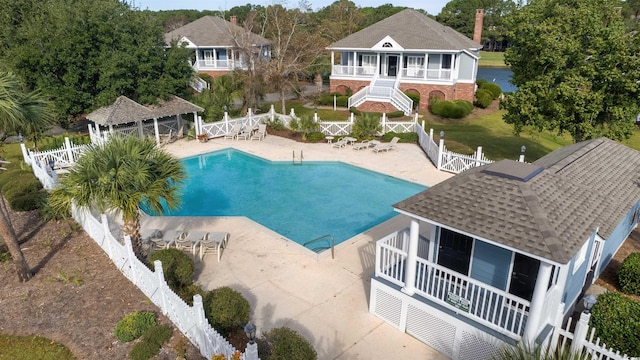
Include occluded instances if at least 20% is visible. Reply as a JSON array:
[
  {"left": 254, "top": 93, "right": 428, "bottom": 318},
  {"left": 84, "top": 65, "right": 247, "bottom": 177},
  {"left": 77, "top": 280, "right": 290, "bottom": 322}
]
[
  {"left": 164, "top": 16, "right": 270, "bottom": 47},
  {"left": 394, "top": 138, "right": 640, "bottom": 264},
  {"left": 328, "top": 9, "right": 481, "bottom": 51},
  {"left": 87, "top": 95, "right": 203, "bottom": 126}
]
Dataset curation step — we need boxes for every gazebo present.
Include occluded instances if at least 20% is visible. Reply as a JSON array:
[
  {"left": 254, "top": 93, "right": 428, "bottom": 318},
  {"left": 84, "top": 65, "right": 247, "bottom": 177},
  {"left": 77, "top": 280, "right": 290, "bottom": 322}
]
[{"left": 86, "top": 95, "right": 203, "bottom": 146}]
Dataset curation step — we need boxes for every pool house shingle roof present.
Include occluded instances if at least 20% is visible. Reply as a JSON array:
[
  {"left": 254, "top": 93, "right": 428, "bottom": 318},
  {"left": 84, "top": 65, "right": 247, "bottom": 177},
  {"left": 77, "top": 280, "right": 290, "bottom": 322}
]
[
  {"left": 394, "top": 137, "right": 640, "bottom": 264},
  {"left": 328, "top": 9, "right": 481, "bottom": 51}
]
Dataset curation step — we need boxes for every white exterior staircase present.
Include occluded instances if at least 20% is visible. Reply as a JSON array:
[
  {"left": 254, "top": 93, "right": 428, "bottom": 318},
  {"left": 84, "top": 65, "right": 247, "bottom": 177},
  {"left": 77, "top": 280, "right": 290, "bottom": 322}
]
[{"left": 348, "top": 78, "right": 413, "bottom": 115}]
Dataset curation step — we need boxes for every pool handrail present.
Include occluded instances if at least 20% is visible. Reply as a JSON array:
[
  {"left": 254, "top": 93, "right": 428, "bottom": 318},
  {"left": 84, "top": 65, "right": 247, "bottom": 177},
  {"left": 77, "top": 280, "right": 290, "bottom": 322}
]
[{"left": 303, "top": 234, "right": 334, "bottom": 259}]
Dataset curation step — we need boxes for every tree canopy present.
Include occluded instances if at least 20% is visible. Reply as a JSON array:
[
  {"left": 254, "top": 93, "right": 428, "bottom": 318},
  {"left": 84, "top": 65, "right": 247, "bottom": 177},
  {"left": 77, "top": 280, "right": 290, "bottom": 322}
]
[
  {"left": 502, "top": 0, "right": 640, "bottom": 143},
  {"left": 0, "top": 0, "right": 193, "bottom": 120}
]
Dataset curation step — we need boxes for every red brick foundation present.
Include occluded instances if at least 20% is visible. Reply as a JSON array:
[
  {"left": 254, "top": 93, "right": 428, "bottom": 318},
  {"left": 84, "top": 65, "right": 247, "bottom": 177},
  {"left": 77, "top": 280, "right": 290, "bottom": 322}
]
[
  {"left": 197, "top": 70, "right": 233, "bottom": 79},
  {"left": 330, "top": 79, "right": 476, "bottom": 111}
]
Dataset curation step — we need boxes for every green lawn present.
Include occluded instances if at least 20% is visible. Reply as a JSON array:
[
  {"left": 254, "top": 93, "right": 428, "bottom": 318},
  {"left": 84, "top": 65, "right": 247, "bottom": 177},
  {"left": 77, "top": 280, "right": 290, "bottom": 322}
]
[
  {"left": 478, "top": 51, "right": 507, "bottom": 68},
  {"left": 0, "top": 335, "right": 76, "bottom": 360}
]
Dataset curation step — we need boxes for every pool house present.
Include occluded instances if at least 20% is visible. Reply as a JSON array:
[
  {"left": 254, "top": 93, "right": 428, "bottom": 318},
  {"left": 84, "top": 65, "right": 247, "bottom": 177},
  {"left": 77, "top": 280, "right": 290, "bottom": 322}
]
[{"left": 370, "top": 137, "right": 640, "bottom": 359}]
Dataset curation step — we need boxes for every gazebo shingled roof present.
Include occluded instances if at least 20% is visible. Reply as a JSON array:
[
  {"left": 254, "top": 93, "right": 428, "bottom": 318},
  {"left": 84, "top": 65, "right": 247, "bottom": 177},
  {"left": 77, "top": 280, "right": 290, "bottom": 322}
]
[{"left": 86, "top": 95, "right": 203, "bottom": 126}]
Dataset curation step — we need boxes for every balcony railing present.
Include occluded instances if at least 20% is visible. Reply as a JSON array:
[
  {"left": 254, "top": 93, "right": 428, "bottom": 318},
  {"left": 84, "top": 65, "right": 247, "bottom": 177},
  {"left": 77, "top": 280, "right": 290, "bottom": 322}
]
[
  {"left": 194, "top": 59, "right": 247, "bottom": 71},
  {"left": 375, "top": 230, "right": 531, "bottom": 338},
  {"left": 332, "top": 65, "right": 377, "bottom": 77}
]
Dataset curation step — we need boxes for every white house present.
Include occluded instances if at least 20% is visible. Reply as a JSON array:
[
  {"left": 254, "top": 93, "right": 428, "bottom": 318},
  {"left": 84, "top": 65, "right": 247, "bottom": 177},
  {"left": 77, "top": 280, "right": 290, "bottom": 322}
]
[
  {"left": 326, "top": 9, "right": 482, "bottom": 115},
  {"left": 164, "top": 16, "right": 271, "bottom": 80},
  {"left": 370, "top": 137, "right": 640, "bottom": 359}
]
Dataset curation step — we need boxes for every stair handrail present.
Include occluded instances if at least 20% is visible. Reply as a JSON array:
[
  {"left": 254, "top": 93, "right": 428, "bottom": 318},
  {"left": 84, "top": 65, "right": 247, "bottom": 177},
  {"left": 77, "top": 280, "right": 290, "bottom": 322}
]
[{"left": 303, "top": 234, "right": 334, "bottom": 259}]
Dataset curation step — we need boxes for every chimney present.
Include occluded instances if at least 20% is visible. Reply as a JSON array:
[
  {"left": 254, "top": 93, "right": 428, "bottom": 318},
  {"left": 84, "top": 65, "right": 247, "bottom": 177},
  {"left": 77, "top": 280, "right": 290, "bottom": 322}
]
[
  {"left": 473, "top": 9, "right": 484, "bottom": 44},
  {"left": 230, "top": 16, "right": 237, "bottom": 25}
]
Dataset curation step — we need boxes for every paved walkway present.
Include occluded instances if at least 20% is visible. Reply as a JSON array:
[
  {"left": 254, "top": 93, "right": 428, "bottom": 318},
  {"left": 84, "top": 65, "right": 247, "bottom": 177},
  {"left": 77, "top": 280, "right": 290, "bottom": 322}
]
[{"left": 149, "top": 136, "right": 453, "bottom": 359}]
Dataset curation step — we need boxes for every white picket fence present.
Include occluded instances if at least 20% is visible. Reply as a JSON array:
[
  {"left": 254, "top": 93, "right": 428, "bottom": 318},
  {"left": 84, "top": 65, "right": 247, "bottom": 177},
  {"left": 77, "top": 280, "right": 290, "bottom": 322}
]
[
  {"left": 550, "top": 312, "right": 637, "bottom": 360},
  {"left": 70, "top": 205, "right": 248, "bottom": 360}
]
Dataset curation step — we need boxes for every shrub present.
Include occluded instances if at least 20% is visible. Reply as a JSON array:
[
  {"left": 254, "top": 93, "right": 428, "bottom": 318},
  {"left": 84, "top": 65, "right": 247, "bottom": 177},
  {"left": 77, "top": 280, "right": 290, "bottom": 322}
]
[
  {"left": 404, "top": 92, "right": 420, "bottom": 106},
  {"left": 266, "top": 116, "right": 286, "bottom": 131},
  {"left": 39, "top": 134, "right": 91, "bottom": 151},
  {"left": 474, "top": 89, "right": 494, "bottom": 109},
  {"left": 288, "top": 118, "right": 299, "bottom": 132},
  {"left": 306, "top": 132, "right": 326, "bottom": 142},
  {"left": 590, "top": 292, "right": 640, "bottom": 356},
  {"left": 129, "top": 324, "right": 172, "bottom": 360},
  {"left": 381, "top": 131, "right": 418, "bottom": 143},
  {"left": 349, "top": 107, "right": 362, "bottom": 116},
  {"left": 114, "top": 311, "right": 157, "bottom": 343},
  {"left": 476, "top": 78, "right": 488, "bottom": 87},
  {"left": 9, "top": 190, "right": 47, "bottom": 211},
  {"left": 386, "top": 110, "right": 405, "bottom": 118},
  {"left": 203, "top": 287, "right": 251, "bottom": 337},
  {"left": 618, "top": 252, "right": 640, "bottom": 295},
  {"left": 352, "top": 113, "right": 382, "bottom": 139},
  {"left": 430, "top": 99, "right": 473, "bottom": 119},
  {"left": 178, "top": 284, "right": 206, "bottom": 306},
  {"left": 480, "top": 82, "right": 502, "bottom": 99},
  {"left": 318, "top": 95, "right": 348, "bottom": 107},
  {"left": 147, "top": 248, "right": 194, "bottom": 291},
  {"left": 456, "top": 100, "right": 475, "bottom": 114},
  {"left": 261, "top": 327, "right": 317, "bottom": 360}
]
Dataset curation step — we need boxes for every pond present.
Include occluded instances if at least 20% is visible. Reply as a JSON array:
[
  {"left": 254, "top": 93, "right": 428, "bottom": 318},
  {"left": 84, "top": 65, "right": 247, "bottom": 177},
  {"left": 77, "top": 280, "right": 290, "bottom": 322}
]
[{"left": 477, "top": 67, "right": 517, "bottom": 93}]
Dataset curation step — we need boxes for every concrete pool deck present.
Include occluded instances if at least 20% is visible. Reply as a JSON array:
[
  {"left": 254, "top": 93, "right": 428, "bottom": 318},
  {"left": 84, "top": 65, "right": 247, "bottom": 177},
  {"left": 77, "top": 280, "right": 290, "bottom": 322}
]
[{"left": 149, "top": 135, "right": 453, "bottom": 359}]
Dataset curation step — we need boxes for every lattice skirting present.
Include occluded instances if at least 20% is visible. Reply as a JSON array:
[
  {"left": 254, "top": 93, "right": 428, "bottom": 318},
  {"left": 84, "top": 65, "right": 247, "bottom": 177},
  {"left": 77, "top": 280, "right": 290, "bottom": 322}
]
[{"left": 370, "top": 278, "right": 503, "bottom": 360}]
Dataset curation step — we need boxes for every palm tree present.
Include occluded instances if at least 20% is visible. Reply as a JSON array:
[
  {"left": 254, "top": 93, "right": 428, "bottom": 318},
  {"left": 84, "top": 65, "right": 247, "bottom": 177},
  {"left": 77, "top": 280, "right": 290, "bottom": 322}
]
[
  {"left": 17, "top": 88, "right": 55, "bottom": 150},
  {"left": 0, "top": 72, "right": 33, "bottom": 282},
  {"left": 49, "top": 135, "right": 186, "bottom": 261}
]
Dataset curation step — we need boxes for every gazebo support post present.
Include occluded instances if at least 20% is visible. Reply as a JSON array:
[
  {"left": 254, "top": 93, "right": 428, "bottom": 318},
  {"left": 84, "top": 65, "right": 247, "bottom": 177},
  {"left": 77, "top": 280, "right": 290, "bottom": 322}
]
[
  {"left": 137, "top": 120, "right": 144, "bottom": 138},
  {"left": 153, "top": 118, "right": 160, "bottom": 146}
]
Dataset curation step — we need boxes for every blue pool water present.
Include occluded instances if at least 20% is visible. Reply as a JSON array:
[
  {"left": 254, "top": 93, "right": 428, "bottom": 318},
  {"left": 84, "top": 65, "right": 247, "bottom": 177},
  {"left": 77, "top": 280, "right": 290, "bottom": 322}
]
[{"left": 152, "top": 149, "right": 426, "bottom": 247}]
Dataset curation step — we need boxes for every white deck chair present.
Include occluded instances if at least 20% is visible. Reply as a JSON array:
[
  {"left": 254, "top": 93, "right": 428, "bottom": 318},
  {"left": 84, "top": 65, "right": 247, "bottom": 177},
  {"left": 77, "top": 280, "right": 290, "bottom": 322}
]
[
  {"left": 352, "top": 140, "right": 370, "bottom": 150},
  {"left": 331, "top": 138, "right": 348, "bottom": 148},
  {"left": 150, "top": 229, "right": 184, "bottom": 250},
  {"left": 372, "top": 137, "right": 400, "bottom": 153},
  {"left": 199, "top": 232, "right": 229, "bottom": 262},
  {"left": 224, "top": 123, "right": 242, "bottom": 140},
  {"left": 251, "top": 124, "right": 267, "bottom": 141},
  {"left": 236, "top": 126, "right": 253, "bottom": 141},
  {"left": 175, "top": 230, "right": 208, "bottom": 256}
]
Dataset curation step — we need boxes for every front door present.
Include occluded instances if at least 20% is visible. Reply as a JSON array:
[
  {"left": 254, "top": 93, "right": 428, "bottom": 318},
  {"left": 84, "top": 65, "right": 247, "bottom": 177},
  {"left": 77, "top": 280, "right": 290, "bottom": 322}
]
[
  {"left": 387, "top": 55, "right": 398, "bottom": 77},
  {"left": 437, "top": 228, "right": 473, "bottom": 275},
  {"left": 509, "top": 253, "right": 540, "bottom": 301}
]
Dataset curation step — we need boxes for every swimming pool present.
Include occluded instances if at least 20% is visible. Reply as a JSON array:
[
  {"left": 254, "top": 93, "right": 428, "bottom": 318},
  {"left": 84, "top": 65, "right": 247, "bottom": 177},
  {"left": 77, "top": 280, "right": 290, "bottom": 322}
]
[{"left": 151, "top": 149, "right": 426, "bottom": 248}]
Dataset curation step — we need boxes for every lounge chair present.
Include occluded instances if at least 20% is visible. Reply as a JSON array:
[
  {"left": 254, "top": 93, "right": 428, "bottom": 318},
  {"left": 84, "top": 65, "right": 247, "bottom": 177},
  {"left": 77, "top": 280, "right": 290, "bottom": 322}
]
[
  {"left": 236, "top": 126, "right": 253, "bottom": 141},
  {"left": 224, "top": 123, "right": 242, "bottom": 140},
  {"left": 175, "top": 230, "right": 208, "bottom": 256},
  {"left": 372, "top": 137, "right": 400, "bottom": 153},
  {"left": 352, "top": 140, "right": 370, "bottom": 150},
  {"left": 160, "top": 130, "right": 173, "bottom": 146},
  {"left": 176, "top": 125, "right": 185, "bottom": 140},
  {"left": 150, "top": 229, "right": 184, "bottom": 250},
  {"left": 140, "top": 228, "right": 162, "bottom": 244},
  {"left": 199, "top": 232, "right": 229, "bottom": 262},
  {"left": 251, "top": 124, "right": 267, "bottom": 141},
  {"left": 331, "top": 138, "right": 348, "bottom": 148}
]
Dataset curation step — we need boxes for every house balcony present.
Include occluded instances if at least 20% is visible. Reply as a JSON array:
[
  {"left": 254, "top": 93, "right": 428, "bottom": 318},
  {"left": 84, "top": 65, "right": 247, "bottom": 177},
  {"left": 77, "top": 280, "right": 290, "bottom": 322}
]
[
  {"left": 375, "top": 229, "right": 532, "bottom": 339},
  {"left": 193, "top": 59, "right": 247, "bottom": 72},
  {"left": 332, "top": 65, "right": 452, "bottom": 81}
]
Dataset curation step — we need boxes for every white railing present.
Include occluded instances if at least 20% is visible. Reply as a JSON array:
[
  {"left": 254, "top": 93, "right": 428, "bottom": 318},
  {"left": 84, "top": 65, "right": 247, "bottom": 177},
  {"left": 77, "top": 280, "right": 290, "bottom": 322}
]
[
  {"left": 401, "top": 68, "right": 425, "bottom": 78},
  {"left": 389, "top": 89, "right": 413, "bottom": 116},
  {"left": 331, "top": 65, "right": 376, "bottom": 77},
  {"left": 69, "top": 205, "right": 247, "bottom": 360},
  {"left": 319, "top": 121, "right": 352, "bottom": 136},
  {"left": 195, "top": 59, "right": 245, "bottom": 70},
  {"left": 348, "top": 87, "right": 369, "bottom": 109},
  {"left": 416, "top": 124, "right": 439, "bottom": 165},
  {"left": 347, "top": 86, "right": 413, "bottom": 115},
  {"left": 551, "top": 312, "right": 636, "bottom": 360},
  {"left": 24, "top": 139, "right": 89, "bottom": 170},
  {"left": 426, "top": 69, "right": 452, "bottom": 80},
  {"left": 190, "top": 77, "right": 210, "bottom": 93},
  {"left": 375, "top": 231, "right": 530, "bottom": 338},
  {"left": 438, "top": 143, "right": 494, "bottom": 174}
]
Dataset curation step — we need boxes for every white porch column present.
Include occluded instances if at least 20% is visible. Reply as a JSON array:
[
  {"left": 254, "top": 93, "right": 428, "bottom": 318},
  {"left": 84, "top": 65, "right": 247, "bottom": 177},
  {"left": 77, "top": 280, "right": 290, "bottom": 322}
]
[
  {"left": 153, "top": 118, "right": 160, "bottom": 146},
  {"left": 423, "top": 54, "right": 428, "bottom": 80},
  {"left": 523, "top": 262, "right": 553, "bottom": 343},
  {"left": 353, "top": 51, "right": 357, "bottom": 76},
  {"left": 402, "top": 219, "right": 420, "bottom": 296},
  {"left": 331, "top": 51, "right": 335, "bottom": 71}
]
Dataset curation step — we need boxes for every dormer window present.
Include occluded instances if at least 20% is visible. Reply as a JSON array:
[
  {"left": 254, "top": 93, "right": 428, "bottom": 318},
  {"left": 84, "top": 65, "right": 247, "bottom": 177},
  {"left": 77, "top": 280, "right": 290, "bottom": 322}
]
[{"left": 382, "top": 42, "right": 393, "bottom": 48}]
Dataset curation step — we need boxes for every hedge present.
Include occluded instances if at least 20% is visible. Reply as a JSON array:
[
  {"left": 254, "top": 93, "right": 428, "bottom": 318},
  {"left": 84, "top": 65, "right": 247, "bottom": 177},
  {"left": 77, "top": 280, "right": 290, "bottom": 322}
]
[
  {"left": 590, "top": 292, "right": 640, "bottom": 356},
  {"left": 430, "top": 99, "right": 473, "bottom": 119},
  {"left": 203, "top": 287, "right": 251, "bottom": 337},
  {"left": 262, "top": 327, "right": 317, "bottom": 360},
  {"left": 618, "top": 252, "right": 640, "bottom": 295},
  {"left": 479, "top": 82, "right": 502, "bottom": 99},
  {"left": 147, "top": 248, "right": 194, "bottom": 292},
  {"left": 475, "top": 89, "right": 493, "bottom": 109}
]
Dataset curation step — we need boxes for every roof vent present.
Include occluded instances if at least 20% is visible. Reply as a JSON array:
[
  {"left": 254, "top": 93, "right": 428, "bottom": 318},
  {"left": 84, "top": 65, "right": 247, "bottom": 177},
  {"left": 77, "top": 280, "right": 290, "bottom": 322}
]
[{"left": 482, "top": 160, "right": 543, "bottom": 182}]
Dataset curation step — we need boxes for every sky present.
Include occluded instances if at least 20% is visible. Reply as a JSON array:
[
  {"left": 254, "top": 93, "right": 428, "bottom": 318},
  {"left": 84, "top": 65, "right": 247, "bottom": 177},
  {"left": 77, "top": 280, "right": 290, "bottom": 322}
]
[{"left": 133, "top": 0, "right": 449, "bottom": 16}]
